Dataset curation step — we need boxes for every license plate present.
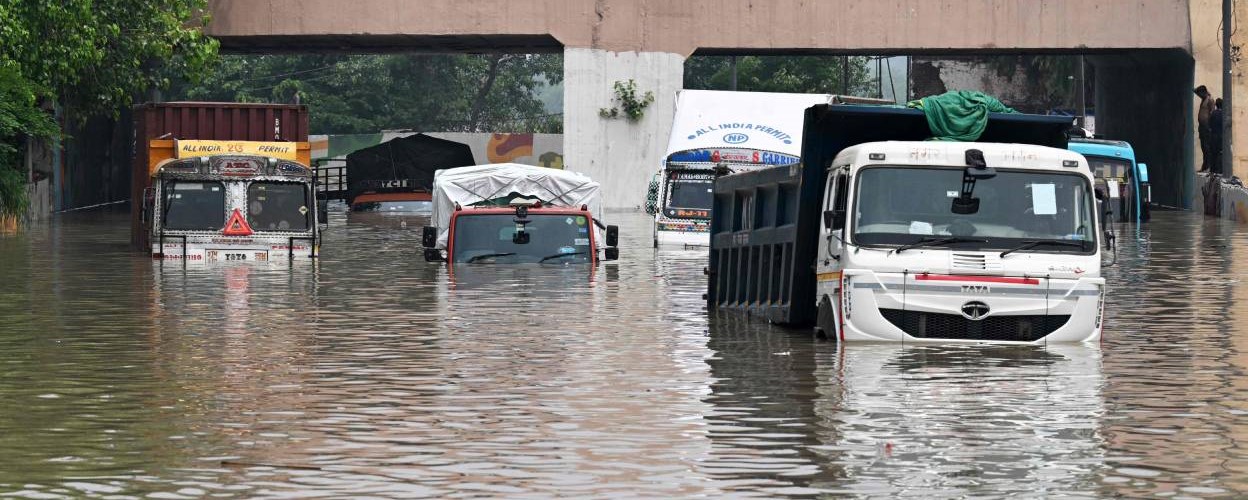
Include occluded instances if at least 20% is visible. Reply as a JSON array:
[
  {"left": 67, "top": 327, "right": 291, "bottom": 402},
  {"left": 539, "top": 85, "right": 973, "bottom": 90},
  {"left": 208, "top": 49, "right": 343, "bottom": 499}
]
[{"left": 206, "top": 250, "right": 268, "bottom": 262}]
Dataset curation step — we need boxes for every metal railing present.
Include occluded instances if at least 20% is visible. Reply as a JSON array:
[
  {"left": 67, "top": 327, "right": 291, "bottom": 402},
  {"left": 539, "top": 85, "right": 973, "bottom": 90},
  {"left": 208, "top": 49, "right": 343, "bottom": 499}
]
[{"left": 314, "top": 159, "right": 348, "bottom": 201}]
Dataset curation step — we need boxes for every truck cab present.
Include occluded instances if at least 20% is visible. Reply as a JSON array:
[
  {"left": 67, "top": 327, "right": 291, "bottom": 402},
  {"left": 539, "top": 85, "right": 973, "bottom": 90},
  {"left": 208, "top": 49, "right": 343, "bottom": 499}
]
[
  {"left": 423, "top": 201, "right": 617, "bottom": 266},
  {"left": 1068, "top": 138, "right": 1149, "bottom": 223},
  {"left": 421, "top": 163, "right": 619, "bottom": 268},
  {"left": 649, "top": 90, "right": 834, "bottom": 248},
  {"left": 144, "top": 140, "right": 324, "bottom": 262},
  {"left": 815, "top": 142, "right": 1107, "bottom": 343}
]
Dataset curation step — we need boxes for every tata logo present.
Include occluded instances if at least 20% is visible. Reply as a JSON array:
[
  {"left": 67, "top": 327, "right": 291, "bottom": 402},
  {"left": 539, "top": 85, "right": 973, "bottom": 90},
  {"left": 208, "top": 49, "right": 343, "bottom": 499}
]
[
  {"left": 723, "top": 133, "right": 749, "bottom": 144},
  {"left": 960, "top": 301, "right": 991, "bottom": 321},
  {"left": 961, "top": 285, "right": 991, "bottom": 294}
]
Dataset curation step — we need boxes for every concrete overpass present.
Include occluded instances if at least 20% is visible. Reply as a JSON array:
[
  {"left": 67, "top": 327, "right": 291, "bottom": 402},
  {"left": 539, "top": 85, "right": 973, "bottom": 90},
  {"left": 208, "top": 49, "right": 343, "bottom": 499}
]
[{"left": 206, "top": 0, "right": 1197, "bottom": 208}]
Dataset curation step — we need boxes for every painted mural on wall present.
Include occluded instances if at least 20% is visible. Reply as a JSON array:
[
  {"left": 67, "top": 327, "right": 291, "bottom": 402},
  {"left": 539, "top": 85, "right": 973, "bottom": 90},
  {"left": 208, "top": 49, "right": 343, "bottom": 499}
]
[{"left": 310, "top": 132, "right": 564, "bottom": 169}]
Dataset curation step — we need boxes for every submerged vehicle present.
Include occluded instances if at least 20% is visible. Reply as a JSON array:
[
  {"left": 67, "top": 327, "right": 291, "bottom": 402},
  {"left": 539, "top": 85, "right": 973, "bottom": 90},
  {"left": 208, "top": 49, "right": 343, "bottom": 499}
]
[
  {"left": 144, "top": 139, "right": 325, "bottom": 261},
  {"left": 1068, "top": 137, "right": 1150, "bottom": 222},
  {"left": 647, "top": 90, "right": 840, "bottom": 248},
  {"left": 708, "top": 102, "right": 1112, "bottom": 344},
  {"left": 422, "top": 163, "right": 619, "bottom": 267},
  {"left": 342, "top": 133, "right": 477, "bottom": 213}
]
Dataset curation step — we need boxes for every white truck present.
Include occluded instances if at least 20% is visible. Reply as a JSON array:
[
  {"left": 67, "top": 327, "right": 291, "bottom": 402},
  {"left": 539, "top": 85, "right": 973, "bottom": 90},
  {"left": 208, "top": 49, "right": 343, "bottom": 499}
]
[
  {"left": 647, "top": 90, "right": 845, "bottom": 248},
  {"left": 707, "top": 104, "right": 1112, "bottom": 343}
]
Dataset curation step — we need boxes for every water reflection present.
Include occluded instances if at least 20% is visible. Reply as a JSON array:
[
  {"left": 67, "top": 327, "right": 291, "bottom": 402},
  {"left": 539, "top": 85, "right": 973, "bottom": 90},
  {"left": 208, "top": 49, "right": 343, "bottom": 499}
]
[
  {"left": 1, "top": 209, "right": 1247, "bottom": 498},
  {"left": 810, "top": 344, "right": 1105, "bottom": 498}
]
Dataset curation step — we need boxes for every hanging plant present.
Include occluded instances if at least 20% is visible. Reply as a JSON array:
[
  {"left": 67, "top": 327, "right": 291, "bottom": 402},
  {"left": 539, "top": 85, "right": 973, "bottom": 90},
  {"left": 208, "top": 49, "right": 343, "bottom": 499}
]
[{"left": 599, "top": 79, "right": 655, "bottom": 122}]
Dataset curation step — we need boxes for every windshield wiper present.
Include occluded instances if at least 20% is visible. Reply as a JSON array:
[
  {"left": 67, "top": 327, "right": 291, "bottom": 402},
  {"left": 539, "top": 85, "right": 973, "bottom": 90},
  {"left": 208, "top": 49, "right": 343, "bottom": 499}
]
[
  {"left": 539, "top": 251, "right": 586, "bottom": 263},
  {"left": 466, "top": 252, "right": 515, "bottom": 263},
  {"left": 999, "top": 240, "right": 1088, "bottom": 258},
  {"left": 894, "top": 237, "right": 987, "bottom": 254}
]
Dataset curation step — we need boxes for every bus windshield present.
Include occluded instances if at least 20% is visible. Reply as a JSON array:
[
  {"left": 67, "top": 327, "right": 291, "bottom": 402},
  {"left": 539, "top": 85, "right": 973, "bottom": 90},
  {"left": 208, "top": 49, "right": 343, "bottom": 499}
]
[
  {"left": 452, "top": 213, "right": 593, "bottom": 264},
  {"left": 163, "top": 181, "right": 225, "bottom": 231},
  {"left": 852, "top": 166, "right": 1096, "bottom": 252}
]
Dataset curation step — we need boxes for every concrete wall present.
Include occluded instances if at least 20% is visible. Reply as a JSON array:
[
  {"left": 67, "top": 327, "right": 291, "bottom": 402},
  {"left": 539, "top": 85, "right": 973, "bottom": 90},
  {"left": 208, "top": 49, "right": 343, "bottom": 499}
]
[
  {"left": 1190, "top": 0, "right": 1247, "bottom": 181},
  {"left": 563, "top": 48, "right": 684, "bottom": 208},
  {"left": 310, "top": 132, "right": 565, "bottom": 169},
  {"left": 1092, "top": 52, "right": 1195, "bottom": 209},
  {"left": 909, "top": 56, "right": 1064, "bottom": 113},
  {"left": 206, "top": 0, "right": 1191, "bottom": 56},
  {"left": 1195, "top": 173, "right": 1248, "bottom": 223}
]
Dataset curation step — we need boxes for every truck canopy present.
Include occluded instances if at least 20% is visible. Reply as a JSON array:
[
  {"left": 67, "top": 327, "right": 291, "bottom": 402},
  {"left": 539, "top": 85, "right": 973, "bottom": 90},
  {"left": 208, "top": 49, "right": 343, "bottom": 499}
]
[
  {"left": 665, "top": 90, "right": 836, "bottom": 164},
  {"left": 431, "top": 163, "right": 602, "bottom": 248},
  {"left": 345, "top": 133, "right": 476, "bottom": 204}
]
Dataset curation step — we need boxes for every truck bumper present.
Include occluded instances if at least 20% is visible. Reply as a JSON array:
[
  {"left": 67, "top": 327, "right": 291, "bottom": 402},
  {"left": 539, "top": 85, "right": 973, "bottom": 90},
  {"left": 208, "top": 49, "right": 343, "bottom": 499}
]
[
  {"left": 839, "top": 270, "right": 1104, "bottom": 344},
  {"left": 655, "top": 228, "right": 710, "bottom": 248}
]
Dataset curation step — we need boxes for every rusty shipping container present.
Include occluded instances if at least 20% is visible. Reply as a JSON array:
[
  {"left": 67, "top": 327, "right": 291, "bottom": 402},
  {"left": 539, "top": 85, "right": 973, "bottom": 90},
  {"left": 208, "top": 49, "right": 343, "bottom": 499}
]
[{"left": 131, "top": 102, "right": 309, "bottom": 249}]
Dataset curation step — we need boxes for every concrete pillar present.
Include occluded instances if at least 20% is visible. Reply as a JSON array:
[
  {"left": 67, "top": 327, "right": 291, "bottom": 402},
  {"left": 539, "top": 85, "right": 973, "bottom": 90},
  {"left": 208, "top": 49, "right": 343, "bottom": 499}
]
[
  {"left": 1092, "top": 51, "right": 1194, "bottom": 208},
  {"left": 563, "top": 47, "right": 685, "bottom": 209}
]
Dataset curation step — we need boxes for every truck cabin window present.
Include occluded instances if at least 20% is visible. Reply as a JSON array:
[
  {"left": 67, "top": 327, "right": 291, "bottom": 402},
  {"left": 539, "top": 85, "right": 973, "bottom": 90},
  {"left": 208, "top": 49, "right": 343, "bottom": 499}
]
[
  {"left": 162, "top": 181, "right": 225, "bottom": 231},
  {"left": 664, "top": 171, "right": 714, "bottom": 218},
  {"left": 248, "top": 182, "right": 310, "bottom": 231},
  {"left": 452, "top": 214, "right": 593, "bottom": 264},
  {"left": 852, "top": 166, "right": 1096, "bottom": 251},
  {"left": 1085, "top": 156, "right": 1132, "bottom": 181}
]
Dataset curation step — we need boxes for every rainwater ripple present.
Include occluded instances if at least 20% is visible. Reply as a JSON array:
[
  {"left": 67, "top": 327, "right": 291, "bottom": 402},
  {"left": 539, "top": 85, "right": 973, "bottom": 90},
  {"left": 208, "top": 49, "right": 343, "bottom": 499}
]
[{"left": 0, "top": 208, "right": 1246, "bottom": 498}]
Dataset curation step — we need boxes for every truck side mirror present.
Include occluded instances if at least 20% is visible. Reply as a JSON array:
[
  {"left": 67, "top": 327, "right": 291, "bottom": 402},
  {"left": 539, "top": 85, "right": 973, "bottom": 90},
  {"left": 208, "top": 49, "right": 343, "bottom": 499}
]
[
  {"left": 644, "top": 178, "right": 659, "bottom": 215},
  {"left": 317, "top": 199, "right": 329, "bottom": 225},
  {"left": 423, "top": 248, "right": 445, "bottom": 262},
  {"left": 606, "top": 225, "right": 619, "bottom": 247},
  {"left": 604, "top": 247, "right": 619, "bottom": 261},
  {"left": 823, "top": 209, "right": 845, "bottom": 230},
  {"left": 1137, "top": 163, "right": 1149, "bottom": 183},
  {"left": 422, "top": 226, "right": 438, "bottom": 248}
]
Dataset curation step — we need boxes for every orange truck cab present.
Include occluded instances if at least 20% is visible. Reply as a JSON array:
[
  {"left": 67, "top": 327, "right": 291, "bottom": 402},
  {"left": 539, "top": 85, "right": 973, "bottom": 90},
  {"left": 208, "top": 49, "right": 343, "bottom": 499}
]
[{"left": 421, "top": 164, "right": 619, "bottom": 267}]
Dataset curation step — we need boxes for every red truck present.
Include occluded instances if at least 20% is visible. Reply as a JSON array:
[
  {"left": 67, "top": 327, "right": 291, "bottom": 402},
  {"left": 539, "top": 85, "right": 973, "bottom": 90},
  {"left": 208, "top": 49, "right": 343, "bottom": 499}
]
[{"left": 421, "top": 164, "right": 619, "bottom": 267}]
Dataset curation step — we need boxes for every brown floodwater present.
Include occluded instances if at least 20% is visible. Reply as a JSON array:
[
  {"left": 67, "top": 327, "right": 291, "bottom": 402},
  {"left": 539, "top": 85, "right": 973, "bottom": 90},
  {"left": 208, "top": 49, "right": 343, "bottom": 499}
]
[{"left": 1, "top": 207, "right": 1247, "bottom": 498}]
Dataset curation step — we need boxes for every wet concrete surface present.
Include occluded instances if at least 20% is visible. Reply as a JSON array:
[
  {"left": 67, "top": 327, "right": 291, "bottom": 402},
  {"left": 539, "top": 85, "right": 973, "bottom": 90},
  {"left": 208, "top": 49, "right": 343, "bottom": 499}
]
[{"left": 1, "top": 208, "right": 1247, "bottom": 498}]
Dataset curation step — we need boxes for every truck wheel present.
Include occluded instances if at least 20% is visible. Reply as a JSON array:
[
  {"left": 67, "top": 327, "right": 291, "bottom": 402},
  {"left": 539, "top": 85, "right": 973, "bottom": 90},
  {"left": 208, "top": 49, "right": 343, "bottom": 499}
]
[{"left": 815, "top": 295, "right": 837, "bottom": 341}]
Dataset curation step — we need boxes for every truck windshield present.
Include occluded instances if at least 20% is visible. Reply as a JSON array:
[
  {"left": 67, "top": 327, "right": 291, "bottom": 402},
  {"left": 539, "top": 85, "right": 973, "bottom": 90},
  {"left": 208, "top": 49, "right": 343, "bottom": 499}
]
[
  {"left": 852, "top": 166, "right": 1096, "bottom": 252},
  {"left": 664, "top": 170, "right": 714, "bottom": 218},
  {"left": 452, "top": 213, "right": 593, "bottom": 264},
  {"left": 248, "top": 182, "right": 310, "bottom": 231},
  {"left": 163, "top": 181, "right": 225, "bottom": 231},
  {"left": 1084, "top": 155, "right": 1132, "bottom": 180}
]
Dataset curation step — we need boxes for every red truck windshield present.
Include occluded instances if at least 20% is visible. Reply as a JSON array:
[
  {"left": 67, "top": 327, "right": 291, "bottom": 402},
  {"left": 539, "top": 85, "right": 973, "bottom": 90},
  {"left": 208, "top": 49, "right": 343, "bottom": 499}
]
[{"left": 451, "top": 213, "right": 593, "bottom": 264}]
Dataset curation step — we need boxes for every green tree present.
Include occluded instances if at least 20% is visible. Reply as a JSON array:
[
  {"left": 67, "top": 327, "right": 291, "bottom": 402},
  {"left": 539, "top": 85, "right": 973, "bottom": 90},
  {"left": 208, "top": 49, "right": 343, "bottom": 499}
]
[
  {"left": 171, "top": 53, "right": 563, "bottom": 134},
  {"left": 0, "top": 0, "right": 219, "bottom": 220},
  {"left": 685, "top": 55, "right": 874, "bottom": 95}
]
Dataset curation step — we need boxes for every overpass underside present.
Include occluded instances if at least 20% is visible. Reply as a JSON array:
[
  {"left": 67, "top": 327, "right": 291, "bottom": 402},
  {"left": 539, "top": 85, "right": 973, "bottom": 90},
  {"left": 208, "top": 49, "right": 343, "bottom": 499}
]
[{"left": 203, "top": 0, "right": 1195, "bottom": 209}]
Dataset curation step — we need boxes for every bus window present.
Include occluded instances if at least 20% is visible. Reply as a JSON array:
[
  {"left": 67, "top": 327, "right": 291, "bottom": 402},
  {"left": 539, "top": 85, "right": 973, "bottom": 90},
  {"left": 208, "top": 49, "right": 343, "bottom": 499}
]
[{"left": 248, "top": 182, "right": 310, "bottom": 231}]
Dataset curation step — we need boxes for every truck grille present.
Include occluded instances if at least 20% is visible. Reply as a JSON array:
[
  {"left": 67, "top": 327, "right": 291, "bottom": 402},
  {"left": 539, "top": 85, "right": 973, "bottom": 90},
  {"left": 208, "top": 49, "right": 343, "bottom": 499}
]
[{"left": 878, "top": 309, "right": 1070, "bottom": 342}]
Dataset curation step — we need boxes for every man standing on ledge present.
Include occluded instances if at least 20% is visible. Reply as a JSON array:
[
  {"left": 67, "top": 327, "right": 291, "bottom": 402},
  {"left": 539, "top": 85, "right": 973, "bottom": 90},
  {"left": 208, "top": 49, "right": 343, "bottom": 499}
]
[{"left": 1196, "top": 85, "right": 1216, "bottom": 172}]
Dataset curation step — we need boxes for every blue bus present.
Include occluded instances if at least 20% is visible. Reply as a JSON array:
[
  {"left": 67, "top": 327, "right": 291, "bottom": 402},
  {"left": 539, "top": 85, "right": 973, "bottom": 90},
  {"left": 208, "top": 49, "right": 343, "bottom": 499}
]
[{"left": 1068, "top": 138, "right": 1150, "bottom": 223}]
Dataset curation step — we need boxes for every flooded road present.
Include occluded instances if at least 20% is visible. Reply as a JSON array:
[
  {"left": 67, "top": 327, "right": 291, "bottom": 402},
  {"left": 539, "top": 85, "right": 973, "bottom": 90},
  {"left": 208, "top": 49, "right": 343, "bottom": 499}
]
[{"left": 2, "top": 208, "right": 1248, "bottom": 498}]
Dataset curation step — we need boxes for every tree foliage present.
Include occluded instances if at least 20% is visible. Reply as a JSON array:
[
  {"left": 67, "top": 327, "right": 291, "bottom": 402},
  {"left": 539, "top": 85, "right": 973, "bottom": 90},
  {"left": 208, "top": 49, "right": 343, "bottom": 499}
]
[
  {"left": 0, "top": 0, "right": 219, "bottom": 219},
  {"left": 170, "top": 53, "right": 564, "bottom": 134},
  {"left": 684, "top": 55, "right": 874, "bottom": 96}
]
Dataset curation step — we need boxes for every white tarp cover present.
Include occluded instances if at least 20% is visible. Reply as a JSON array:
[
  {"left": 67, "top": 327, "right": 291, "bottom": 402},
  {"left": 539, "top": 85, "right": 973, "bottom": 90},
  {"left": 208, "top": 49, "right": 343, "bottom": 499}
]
[
  {"left": 432, "top": 163, "right": 602, "bottom": 248},
  {"left": 664, "top": 89, "right": 834, "bottom": 159}
]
